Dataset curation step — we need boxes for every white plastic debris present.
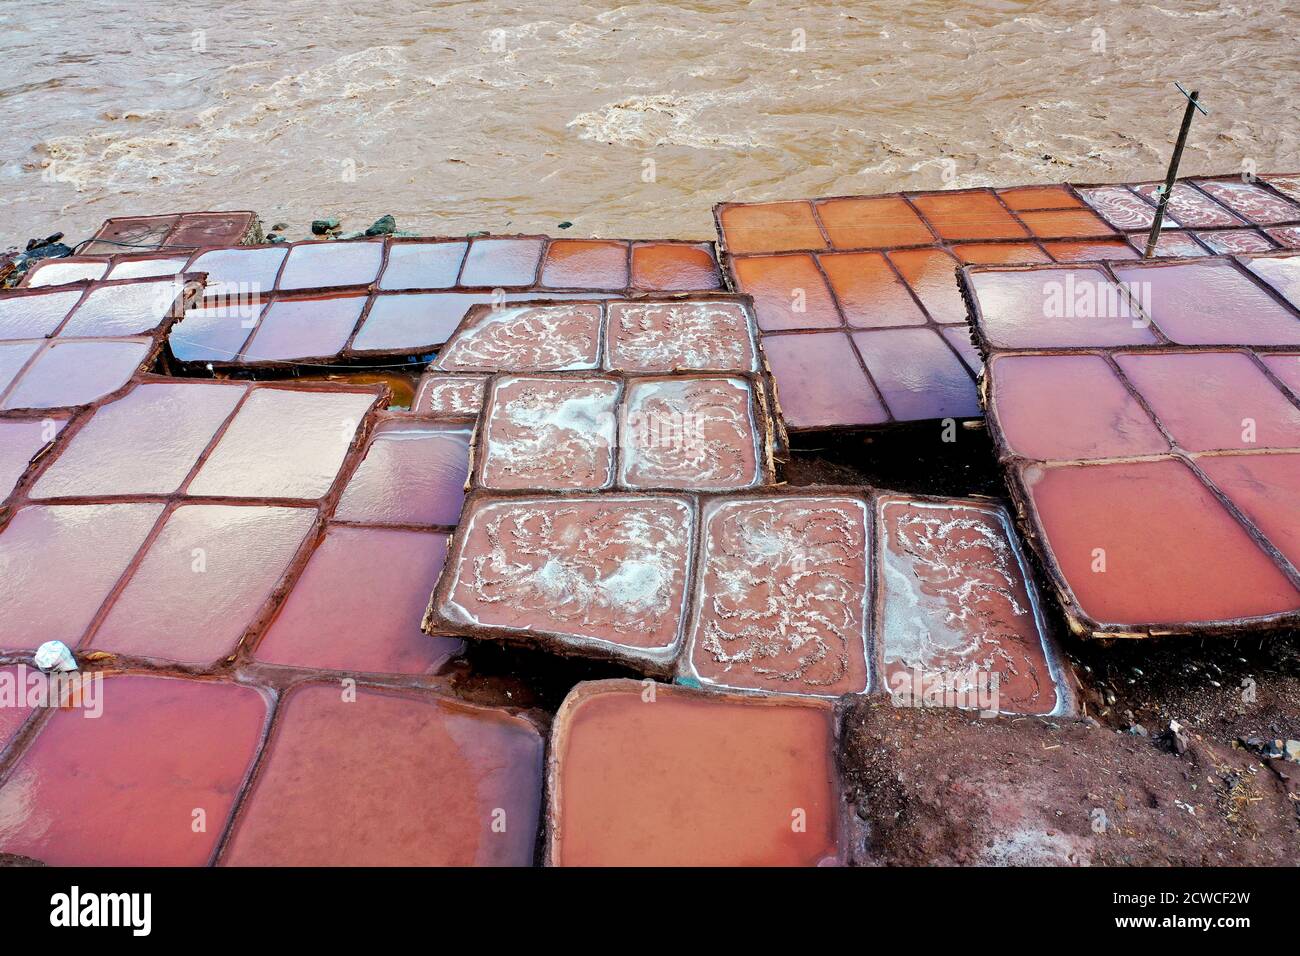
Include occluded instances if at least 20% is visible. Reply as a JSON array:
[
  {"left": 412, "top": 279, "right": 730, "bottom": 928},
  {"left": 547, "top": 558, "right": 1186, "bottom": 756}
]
[{"left": 34, "top": 640, "right": 77, "bottom": 672}]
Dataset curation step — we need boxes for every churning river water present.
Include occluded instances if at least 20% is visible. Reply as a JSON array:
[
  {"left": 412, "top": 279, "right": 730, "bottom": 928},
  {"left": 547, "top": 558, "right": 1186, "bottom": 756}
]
[{"left": 1, "top": 0, "right": 1296, "bottom": 244}]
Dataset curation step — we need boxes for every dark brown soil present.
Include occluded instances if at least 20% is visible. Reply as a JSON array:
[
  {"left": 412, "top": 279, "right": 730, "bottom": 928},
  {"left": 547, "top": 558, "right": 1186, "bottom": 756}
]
[
  {"left": 784, "top": 420, "right": 1004, "bottom": 496},
  {"left": 1067, "top": 630, "right": 1300, "bottom": 741},
  {"left": 444, "top": 639, "right": 643, "bottom": 714},
  {"left": 841, "top": 698, "right": 1300, "bottom": 866}
]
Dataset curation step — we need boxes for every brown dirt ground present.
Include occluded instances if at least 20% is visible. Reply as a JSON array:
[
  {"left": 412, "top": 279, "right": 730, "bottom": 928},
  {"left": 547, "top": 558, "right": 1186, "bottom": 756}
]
[{"left": 841, "top": 695, "right": 1300, "bottom": 866}]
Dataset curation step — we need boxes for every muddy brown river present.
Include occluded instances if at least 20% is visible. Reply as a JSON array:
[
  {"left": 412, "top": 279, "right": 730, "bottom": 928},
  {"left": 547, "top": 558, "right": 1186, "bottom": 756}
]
[{"left": 1, "top": 0, "right": 1296, "bottom": 245}]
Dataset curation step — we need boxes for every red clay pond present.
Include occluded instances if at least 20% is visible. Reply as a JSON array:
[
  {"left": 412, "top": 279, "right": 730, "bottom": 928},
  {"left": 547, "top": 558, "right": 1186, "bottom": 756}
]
[
  {"left": 684, "top": 494, "right": 871, "bottom": 697},
  {"left": 220, "top": 684, "right": 542, "bottom": 866},
  {"left": 0, "top": 675, "right": 268, "bottom": 866},
  {"left": 333, "top": 418, "right": 470, "bottom": 527},
  {"left": 12, "top": 234, "right": 723, "bottom": 369},
  {"left": 965, "top": 250, "right": 1300, "bottom": 637},
  {"left": 546, "top": 680, "right": 845, "bottom": 866},
  {"left": 875, "top": 495, "right": 1065, "bottom": 716},
  {"left": 253, "top": 526, "right": 463, "bottom": 675},
  {"left": 478, "top": 376, "right": 620, "bottom": 491},
  {"left": 0, "top": 379, "right": 388, "bottom": 663},
  {"left": 0, "top": 275, "right": 195, "bottom": 412},
  {"left": 83, "top": 503, "right": 315, "bottom": 665},
  {"left": 1022, "top": 459, "right": 1300, "bottom": 631},
  {"left": 429, "top": 494, "right": 695, "bottom": 671},
  {"left": 716, "top": 174, "right": 1300, "bottom": 432}
]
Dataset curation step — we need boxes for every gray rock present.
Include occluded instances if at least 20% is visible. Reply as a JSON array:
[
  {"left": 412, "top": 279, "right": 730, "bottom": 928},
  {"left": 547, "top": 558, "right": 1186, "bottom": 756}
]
[
  {"left": 1163, "top": 720, "right": 1190, "bottom": 755},
  {"left": 1241, "top": 736, "right": 1287, "bottom": 760}
]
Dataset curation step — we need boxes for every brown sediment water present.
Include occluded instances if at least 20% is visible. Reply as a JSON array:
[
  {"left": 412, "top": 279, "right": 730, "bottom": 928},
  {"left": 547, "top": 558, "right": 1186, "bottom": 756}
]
[
  {"left": 289, "top": 371, "right": 419, "bottom": 407},
  {"left": 2, "top": 2, "right": 1296, "bottom": 242}
]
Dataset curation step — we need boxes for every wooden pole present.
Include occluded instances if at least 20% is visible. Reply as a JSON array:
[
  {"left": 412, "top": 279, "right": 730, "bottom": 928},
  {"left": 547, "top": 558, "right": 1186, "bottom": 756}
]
[{"left": 1143, "top": 84, "right": 1207, "bottom": 258}]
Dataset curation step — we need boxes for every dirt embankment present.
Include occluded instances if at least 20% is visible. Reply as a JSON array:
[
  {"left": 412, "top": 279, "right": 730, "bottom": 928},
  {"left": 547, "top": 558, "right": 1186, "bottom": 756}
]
[{"left": 842, "top": 662, "right": 1300, "bottom": 866}]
